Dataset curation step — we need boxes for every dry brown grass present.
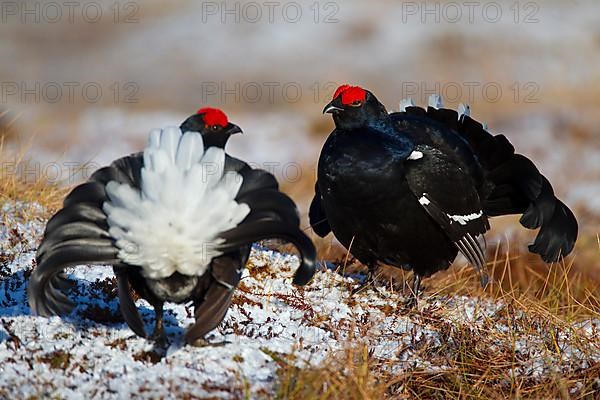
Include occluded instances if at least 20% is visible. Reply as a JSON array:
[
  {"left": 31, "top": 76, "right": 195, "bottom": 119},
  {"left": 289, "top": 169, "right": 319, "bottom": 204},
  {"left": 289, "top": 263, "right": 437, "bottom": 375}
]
[
  {"left": 309, "top": 225, "right": 600, "bottom": 314},
  {"left": 271, "top": 232, "right": 600, "bottom": 399},
  {"left": 0, "top": 142, "right": 66, "bottom": 216},
  {"left": 274, "top": 344, "right": 598, "bottom": 399}
]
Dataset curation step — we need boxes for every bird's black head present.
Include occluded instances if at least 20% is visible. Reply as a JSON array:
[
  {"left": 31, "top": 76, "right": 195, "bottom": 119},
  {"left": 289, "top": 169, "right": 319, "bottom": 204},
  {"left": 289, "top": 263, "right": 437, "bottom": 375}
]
[
  {"left": 179, "top": 107, "right": 242, "bottom": 149},
  {"left": 323, "top": 85, "right": 389, "bottom": 130}
]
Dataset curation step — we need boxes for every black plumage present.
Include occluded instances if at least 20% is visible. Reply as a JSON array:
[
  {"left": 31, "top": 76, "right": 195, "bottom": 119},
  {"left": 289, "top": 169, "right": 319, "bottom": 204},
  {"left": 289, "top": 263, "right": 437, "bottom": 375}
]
[
  {"left": 29, "top": 108, "right": 316, "bottom": 345},
  {"left": 311, "top": 86, "right": 577, "bottom": 304}
]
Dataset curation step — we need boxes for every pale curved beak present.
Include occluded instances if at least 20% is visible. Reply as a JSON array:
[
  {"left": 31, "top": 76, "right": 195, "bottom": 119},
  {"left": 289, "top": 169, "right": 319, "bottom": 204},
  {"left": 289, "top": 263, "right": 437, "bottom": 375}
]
[{"left": 323, "top": 102, "right": 344, "bottom": 114}]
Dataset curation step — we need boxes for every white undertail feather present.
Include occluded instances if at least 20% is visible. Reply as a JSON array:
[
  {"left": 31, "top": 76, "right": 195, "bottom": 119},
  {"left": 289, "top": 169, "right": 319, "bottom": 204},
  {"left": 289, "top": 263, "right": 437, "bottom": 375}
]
[
  {"left": 103, "top": 127, "right": 250, "bottom": 279},
  {"left": 458, "top": 103, "right": 470, "bottom": 118},
  {"left": 398, "top": 96, "right": 482, "bottom": 124},
  {"left": 399, "top": 97, "right": 415, "bottom": 111},
  {"left": 428, "top": 94, "right": 443, "bottom": 109}
]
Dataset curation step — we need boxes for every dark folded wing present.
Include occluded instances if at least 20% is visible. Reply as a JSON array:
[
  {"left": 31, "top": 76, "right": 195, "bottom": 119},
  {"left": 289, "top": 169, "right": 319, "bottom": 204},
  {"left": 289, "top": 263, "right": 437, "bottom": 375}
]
[{"left": 404, "top": 145, "right": 490, "bottom": 286}]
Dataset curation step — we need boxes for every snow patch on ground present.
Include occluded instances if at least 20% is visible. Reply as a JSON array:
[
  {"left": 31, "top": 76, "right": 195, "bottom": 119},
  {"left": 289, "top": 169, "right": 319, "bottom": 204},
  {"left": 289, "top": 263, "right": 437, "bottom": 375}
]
[{"left": 1, "top": 201, "right": 599, "bottom": 398}]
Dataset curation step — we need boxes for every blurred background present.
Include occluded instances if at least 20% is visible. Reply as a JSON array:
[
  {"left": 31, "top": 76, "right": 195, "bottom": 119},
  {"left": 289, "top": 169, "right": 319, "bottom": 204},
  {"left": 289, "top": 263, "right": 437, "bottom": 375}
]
[{"left": 1, "top": 0, "right": 599, "bottom": 266}]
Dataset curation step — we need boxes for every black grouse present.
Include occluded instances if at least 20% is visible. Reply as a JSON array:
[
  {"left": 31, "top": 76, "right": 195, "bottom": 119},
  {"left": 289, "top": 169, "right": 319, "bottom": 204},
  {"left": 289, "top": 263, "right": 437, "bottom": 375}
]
[
  {"left": 310, "top": 85, "right": 578, "bottom": 305},
  {"left": 29, "top": 107, "right": 316, "bottom": 345}
]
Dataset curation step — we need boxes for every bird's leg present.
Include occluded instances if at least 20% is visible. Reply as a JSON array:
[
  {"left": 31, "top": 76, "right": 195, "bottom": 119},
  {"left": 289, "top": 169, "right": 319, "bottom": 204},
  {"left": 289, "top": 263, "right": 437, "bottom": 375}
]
[
  {"left": 149, "top": 303, "right": 168, "bottom": 346},
  {"left": 351, "top": 263, "right": 377, "bottom": 296},
  {"left": 403, "top": 274, "right": 421, "bottom": 309}
]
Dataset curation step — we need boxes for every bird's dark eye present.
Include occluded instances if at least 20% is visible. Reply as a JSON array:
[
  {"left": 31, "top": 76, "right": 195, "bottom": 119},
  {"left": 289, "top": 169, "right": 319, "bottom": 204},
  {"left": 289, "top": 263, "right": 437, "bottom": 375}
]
[
  {"left": 350, "top": 100, "right": 363, "bottom": 107},
  {"left": 211, "top": 125, "right": 220, "bottom": 131}
]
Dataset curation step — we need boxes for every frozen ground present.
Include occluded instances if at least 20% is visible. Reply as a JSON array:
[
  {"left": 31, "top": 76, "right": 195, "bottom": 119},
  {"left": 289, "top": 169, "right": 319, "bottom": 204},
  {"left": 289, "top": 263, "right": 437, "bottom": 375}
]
[{"left": 1, "top": 201, "right": 599, "bottom": 398}]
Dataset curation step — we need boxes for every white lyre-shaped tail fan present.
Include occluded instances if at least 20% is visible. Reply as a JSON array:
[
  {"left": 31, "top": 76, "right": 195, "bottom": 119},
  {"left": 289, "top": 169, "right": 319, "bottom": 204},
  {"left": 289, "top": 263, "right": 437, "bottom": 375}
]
[{"left": 103, "top": 127, "right": 250, "bottom": 279}]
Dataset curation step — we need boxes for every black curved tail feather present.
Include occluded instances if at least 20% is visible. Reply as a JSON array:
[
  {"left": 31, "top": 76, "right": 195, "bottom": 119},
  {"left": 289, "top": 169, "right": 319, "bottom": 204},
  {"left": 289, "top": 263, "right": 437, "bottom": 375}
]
[
  {"left": 62, "top": 181, "right": 108, "bottom": 208},
  {"left": 29, "top": 242, "right": 120, "bottom": 316},
  {"left": 401, "top": 105, "right": 578, "bottom": 262},
  {"left": 235, "top": 168, "right": 279, "bottom": 197},
  {"left": 230, "top": 162, "right": 316, "bottom": 284},
  {"left": 236, "top": 189, "right": 300, "bottom": 227},
  {"left": 184, "top": 255, "right": 243, "bottom": 343},
  {"left": 28, "top": 156, "right": 139, "bottom": 318},
  {"left": 36, "top": 222, "right": 111, "bottom": 260},
  {"left": 45, "top": 204, "right": 108, "bottom": 233},
  {"left": 115, "top": 270, "right": 148, "bottom": 338},
  {"left": 528, "top": 199, "right": 577, "bottom": 262},
  {"left": 219, "top": 220, "right": 317, "bottom": 286}
]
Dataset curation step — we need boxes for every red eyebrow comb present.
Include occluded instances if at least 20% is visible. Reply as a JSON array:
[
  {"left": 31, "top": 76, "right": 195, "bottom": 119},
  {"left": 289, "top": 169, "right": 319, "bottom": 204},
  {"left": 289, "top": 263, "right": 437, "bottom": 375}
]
[
  {"left": 196, "top": 107, "right": 228, "bottom": 127},
  {"left": 333, "top": 85, "right": 367, "bottom": 105}
]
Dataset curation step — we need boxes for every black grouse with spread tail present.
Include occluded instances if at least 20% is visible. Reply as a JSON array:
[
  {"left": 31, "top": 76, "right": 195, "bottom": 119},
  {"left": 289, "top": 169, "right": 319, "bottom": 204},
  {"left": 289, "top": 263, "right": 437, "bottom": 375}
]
[
  {"left": 29, "top": 107, "right": 316, "bottom": 345},
  {"left": 310, "top": 85, "right": 577, "bottom": 305}
]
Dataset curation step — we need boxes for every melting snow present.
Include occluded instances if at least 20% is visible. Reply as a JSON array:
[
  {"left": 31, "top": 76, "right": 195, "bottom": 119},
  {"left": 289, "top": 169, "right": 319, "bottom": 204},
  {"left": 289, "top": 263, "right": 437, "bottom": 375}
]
[{"left": 1, "top": 201, "right": 599, "bottom": 398}]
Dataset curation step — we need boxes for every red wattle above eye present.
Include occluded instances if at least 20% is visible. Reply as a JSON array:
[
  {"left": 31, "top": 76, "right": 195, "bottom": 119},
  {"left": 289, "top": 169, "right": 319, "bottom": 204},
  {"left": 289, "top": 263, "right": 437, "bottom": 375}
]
[
  {"left": 333, "top": 85, "right": 351, "bottom": 100},
  {"left": 196, "top": 107, "right": 228, "bottom": 128},
  {"left": 332, "top": 85, "right": 367, "bottom": 106},
  {"left": 340, "top": 87, "right": 366, "bottom": 106}
]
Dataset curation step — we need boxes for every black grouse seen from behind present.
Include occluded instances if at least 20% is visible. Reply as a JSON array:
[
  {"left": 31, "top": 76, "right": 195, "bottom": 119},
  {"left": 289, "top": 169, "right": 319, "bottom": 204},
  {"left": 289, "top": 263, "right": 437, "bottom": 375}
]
[{"left": 29, "top": 108, "right": 316, "bottom": 345}]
